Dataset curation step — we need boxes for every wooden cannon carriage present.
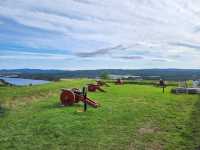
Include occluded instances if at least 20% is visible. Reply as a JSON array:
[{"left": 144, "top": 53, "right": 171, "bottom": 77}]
[
  {"left": 115, "top": 79, "right": 124, "bottom": 85},
  {"left": 60, "top": 88, "right": 100, "bottom": 108},
  {"left": 96, "top": 80, "right": 110, "bottom": 87},
  {"left": 87, "top": 84, "right": 105, "bottom": 92}
]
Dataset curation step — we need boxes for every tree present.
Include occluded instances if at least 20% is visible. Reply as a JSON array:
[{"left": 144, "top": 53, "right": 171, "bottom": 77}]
[{"left": 100, "top": 72, "right": 110, "bottom": 80}]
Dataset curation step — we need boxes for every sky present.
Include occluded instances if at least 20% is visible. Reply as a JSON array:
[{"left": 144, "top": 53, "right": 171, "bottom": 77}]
[{"left": 0, "top": 0, "right": 200, "bottom": 70}]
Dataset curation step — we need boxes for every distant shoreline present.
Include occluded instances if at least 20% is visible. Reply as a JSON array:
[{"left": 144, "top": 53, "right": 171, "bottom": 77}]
[{"left": 1, "top": 69, "right": 200, "bottom": 81}]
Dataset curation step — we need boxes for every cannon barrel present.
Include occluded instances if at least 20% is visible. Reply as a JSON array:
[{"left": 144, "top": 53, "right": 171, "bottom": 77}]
[{"left": 76, "top": 95, "right": 99, "bottom": 108}]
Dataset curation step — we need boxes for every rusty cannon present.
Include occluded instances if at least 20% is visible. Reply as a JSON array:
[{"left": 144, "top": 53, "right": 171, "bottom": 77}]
[
  {"left": 88, "top": 84, "right": 105, "bottom": 92},
  {"left": 60, "top": 88, "right": 100, "bottom": 108},
  {"left": 115, "top": 79, "right": 124, "bottom": 85},
  {"left": 96, "top": 80, "right": 110, "bottom": 87}
]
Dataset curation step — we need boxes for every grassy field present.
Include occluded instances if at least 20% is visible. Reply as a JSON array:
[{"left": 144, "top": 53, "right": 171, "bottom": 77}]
[{"left": 0, "top": 79, "right": 200, "bottom": 150}]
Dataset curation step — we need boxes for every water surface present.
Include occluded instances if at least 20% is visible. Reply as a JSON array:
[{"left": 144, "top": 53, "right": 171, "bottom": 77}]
[{"left": 0, "top": 77, "right": 50, "bottom": 86}]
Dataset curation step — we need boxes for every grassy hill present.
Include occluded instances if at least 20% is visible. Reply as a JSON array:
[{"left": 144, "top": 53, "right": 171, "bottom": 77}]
[{"left": 0, "top": 79, "right": 200, "bottom": 150}]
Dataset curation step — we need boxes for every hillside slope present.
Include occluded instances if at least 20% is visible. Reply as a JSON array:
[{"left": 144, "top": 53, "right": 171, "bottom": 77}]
[{"left": 0, "top": 79, "right": 199, "bottom": 150}]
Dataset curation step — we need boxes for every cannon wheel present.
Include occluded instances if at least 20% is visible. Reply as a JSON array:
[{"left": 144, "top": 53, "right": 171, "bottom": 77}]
[{"left": 60, "top": 90, "right": 75, "bottom": 106}]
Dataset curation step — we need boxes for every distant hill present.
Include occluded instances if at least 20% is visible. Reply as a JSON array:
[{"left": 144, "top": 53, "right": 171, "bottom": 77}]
[{"left": 0, "top": 69, "right": 200, "bottom": 81}]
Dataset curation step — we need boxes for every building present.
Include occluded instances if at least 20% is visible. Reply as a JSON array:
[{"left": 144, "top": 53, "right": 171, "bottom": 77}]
[{"left": 109, "top": 74, "right": 142, "bottom": 80}]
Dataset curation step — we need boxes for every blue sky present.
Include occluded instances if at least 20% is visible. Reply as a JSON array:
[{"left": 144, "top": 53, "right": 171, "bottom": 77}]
[{"left": 0, "top": 0, "right": 200, "bottom": 70}]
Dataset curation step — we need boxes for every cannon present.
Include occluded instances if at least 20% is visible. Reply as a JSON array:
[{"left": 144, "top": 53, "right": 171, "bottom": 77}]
[
  {"left": 96, "top": 80, "right": 110, "bottom": 87},
  {"left": 115, "top": 79, "right": 124, "bottom": 85},
  {"left": 88, "top": 84, "right": 105, "bottom": 92},
  {"left": 60, "top": 88, "right": 99, "bottom": 108}
]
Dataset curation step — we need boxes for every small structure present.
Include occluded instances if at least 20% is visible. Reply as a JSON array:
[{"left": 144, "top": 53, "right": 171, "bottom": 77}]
[
  {"left": 109, "top": 74, "right": 142, "bottom": 80},
  {"left": 60, "top": 88, "right": 100, "bottom": 108}
]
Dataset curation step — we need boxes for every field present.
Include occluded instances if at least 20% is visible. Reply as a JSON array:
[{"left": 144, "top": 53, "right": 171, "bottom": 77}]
[{"left": 0, "top": 79, "right": 200, "bottom": 150}]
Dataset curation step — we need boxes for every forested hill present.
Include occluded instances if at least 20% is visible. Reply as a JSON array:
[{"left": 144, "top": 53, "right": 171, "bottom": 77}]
[{"left": 0, "top": 69, "right": 200, "bottom": 81}]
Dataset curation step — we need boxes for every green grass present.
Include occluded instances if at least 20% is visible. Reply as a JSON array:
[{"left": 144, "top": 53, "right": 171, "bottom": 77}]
[{"left": 0, "top": 79, "right": 200, "bottom": 150}]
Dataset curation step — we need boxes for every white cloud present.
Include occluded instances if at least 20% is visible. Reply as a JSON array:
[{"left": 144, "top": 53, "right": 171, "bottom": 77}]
[
  {"left": 0, "top": 0, "right": 200, "bottom": 68},
  {"left": 0, "top": 51, "right": 74, "bottom": 60}
]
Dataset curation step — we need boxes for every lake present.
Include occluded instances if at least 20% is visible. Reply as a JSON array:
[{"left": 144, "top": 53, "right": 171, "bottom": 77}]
[{"left": 0, "top": 77, "right": 50, "bottom": 86}]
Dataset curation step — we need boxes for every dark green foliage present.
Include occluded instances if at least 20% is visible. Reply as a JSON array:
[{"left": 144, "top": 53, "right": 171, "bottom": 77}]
[{"left": 100, "top": 72, "right": 110, "bottom": 80}]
